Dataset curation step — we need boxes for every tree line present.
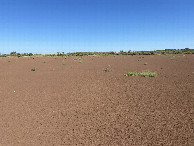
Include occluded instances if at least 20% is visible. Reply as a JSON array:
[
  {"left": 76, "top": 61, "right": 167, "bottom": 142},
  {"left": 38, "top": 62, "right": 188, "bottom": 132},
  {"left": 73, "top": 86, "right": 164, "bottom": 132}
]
[{"left": 0, "top": 48, "right": 193, "bottom": 57}]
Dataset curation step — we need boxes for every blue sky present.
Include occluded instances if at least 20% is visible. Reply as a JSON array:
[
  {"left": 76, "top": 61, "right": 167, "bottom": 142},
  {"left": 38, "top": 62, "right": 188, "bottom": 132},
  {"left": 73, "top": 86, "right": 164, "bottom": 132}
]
[{"left": 0, "top": 0, "right": 194, "bottom": 54}]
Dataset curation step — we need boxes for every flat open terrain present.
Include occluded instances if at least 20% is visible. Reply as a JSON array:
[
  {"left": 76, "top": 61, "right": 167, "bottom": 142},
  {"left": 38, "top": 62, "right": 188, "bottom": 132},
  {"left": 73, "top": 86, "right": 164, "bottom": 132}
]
[{"left": 0, "top": 55, "right": 194, "bottom": 145}]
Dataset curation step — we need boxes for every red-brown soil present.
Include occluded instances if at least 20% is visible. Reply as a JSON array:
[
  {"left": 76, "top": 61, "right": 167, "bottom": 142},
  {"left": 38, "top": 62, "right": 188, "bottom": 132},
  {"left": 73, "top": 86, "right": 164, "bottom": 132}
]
[{"left": 0, "top": 55, "right": 194, "bottom": 146}]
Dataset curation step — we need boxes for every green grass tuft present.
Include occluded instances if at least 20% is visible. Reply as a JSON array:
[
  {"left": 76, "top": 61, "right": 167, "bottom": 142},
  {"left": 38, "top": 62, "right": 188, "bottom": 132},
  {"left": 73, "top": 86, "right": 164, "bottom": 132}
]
[
  {"left": 139, "top": 71, "right": 157, "bottom": 77},
  {"left": 125, "top": 71, "right": 157, "bottom": 77},
  {"left": 31, "top": 68, "right": 36, "bottom": 71},
  {"left": 125, "top": 72, "right": 139, "bottom": 76}
]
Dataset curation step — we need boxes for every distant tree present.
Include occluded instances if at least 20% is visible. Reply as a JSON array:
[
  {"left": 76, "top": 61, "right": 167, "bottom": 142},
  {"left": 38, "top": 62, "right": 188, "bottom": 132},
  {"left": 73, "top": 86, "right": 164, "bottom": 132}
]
[
  {"left": 62, "top": 52, "right": 65, "bottom": 56},
  {"left": 57, "top": 52, "right": 61, "bottom": 56},
  {"left": 10, "top": 51, "right": 17, "bottom": 56},
  {"left": 119, "top": 50, "right": 124, "bottom": 55},
  {"left": 28, "top": 53, "right": 33, "bottom": 56},
  {"left": 16, "top": 53, "right": 21, "bottom": 57},
  {"left": 185, "top": 48, "right": 190, "bottom": 52},
  {"left": 109, "top": 51, "right": 115, "bottom": 55}
]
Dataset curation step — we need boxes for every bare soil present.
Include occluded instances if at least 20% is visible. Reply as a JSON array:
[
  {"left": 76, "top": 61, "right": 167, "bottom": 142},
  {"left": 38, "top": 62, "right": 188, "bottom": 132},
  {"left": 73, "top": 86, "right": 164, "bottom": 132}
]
[{"left": 0, "top": 55, "right": 194, "bottom": 146}]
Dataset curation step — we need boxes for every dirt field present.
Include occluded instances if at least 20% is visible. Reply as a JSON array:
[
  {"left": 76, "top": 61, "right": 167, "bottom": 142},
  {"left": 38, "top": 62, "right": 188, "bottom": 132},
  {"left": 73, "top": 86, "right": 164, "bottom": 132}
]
[{"left": 0, "top": 55, "right": 194, "bottom": 146}]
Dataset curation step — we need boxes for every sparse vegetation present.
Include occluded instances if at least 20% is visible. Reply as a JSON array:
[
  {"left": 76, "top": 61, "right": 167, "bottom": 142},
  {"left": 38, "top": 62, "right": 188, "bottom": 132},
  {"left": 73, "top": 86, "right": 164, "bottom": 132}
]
[
  {"left": 125, "top": 72, "right": 139, "bottom": 76},
  {"left": 1, "top": 48, "right": 194, "bottom": 58},
  {"left": 103, "top": 65, "right": 111, "bottom": 72},
  {"left": 62, "top": 60, "right": 66, "bottom": 66},
  {"left": 9, "top": 51, "right": 33, "bottom": 57},
  {"left": 125, "top": 71, "right": 157, "bottom": 77},
  {"left": 139, "top": 71, "right": 157, "bottom": 77},
  {"left": 138, "top": 56, "right": 144, "bottom": 59},
  {"left": 0, "top": 53, "right": 7, "bottom": 57},
  {"left": 51, "top": 48, "right": 194, "bottom": 56},
  {"left": 31, "top": 68, "right": 36, "bottom": 71}
]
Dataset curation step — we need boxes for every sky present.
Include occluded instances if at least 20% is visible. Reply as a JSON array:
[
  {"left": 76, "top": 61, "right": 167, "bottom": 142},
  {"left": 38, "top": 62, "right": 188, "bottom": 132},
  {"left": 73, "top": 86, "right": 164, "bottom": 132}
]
[{"left": 0, "top": 0, "right": 194, "bottom": 54}]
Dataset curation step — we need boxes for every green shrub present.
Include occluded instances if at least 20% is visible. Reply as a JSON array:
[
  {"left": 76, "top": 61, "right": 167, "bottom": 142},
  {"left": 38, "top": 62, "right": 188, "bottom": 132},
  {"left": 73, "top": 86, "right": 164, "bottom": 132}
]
[
  {"left": 31, "top": 68, "right": 36, "bottom": 71},
  {"left": 125, "top": 71, "right": 157, "bottom": 77},
  {"left": 139, "top": 71, "right": 156, "bottom": 77},
  {"left": 125, "top": 72, "right": 139, "bottom": 76}
]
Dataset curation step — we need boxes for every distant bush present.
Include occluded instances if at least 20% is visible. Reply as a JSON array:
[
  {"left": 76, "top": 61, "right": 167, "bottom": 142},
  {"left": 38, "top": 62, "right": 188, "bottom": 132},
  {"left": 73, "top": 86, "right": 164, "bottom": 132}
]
[
  {"left": 17, "top": 53, "right": 21, "bottom": 57},
  {"left": 0, "top": 54, "right": 7, "bottom": 57}
]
